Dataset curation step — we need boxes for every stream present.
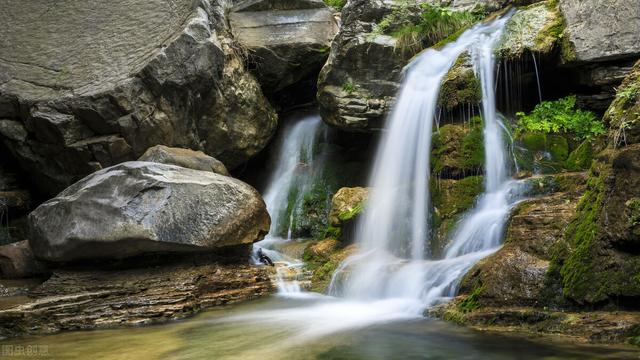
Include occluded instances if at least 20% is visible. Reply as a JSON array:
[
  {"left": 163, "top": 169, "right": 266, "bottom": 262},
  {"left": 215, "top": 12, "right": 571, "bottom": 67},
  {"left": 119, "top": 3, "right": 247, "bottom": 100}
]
[{"left": 1, "top": 296, "right": 637, "bottom": 359}]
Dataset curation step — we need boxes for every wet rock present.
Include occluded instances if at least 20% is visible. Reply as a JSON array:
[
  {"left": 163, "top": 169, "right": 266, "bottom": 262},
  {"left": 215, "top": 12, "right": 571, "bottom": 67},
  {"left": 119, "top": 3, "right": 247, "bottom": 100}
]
[
  {"left": 229, "top": 0, "right": 338, "bottom": 99},
  {"left": 431, "top": 302, "right": 640, "bottom": 345},
  {"left": 460, "top": 186, "right": 584, "bottom": 307},
  {"left": 559, "top": 0, "right": 640, "bottom": 63},
  {"left": 0, "top": 263, "right": 274, "bottom": 338},
  {"left": 0, "top": 0, "right": 276, "bottom": 195},
  {"left": 432, "top": 122, "right": 484, "bottom": 179},
  {"left": 496, "top": 1, "right": 563, "bottom": 59},
  {"left": 138, "top": 145, "right": 229, "bottom": 175},
  {"left": 303, "top": 238, "right": 357, "bottom": 292},
  {"left": 0, "top": 240, "right": 47, "bottom": 279},
  {"left": 431, "top": 176, "right": 484, "bottom": 255},
  {"left": 329, "top": 187, "right": 369, "bottom": 227},
  {"left": 553, "top": 65, "right": 640, "bottom": 305},
  {"left": 28, "top": 162, "right": 270, "bottom": 262}
]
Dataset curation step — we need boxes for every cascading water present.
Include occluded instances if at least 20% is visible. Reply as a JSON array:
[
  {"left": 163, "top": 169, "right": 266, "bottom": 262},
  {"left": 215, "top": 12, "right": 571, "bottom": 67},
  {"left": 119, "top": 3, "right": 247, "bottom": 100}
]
[
  {"left": 328, "top": 14, "right": 516, "bottom": 312},
  {"left": 231, "top": 12, "right": 522, "bottom": 346},
  {"left": 252, "top": 113, "right": 325, "bottom": 295}
]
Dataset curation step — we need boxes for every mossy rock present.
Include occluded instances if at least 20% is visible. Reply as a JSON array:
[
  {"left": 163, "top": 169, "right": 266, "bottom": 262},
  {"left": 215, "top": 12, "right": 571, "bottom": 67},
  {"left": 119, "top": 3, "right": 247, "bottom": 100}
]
[
  {"left": 565, "top": 140, "right": 593, "bottom": 171},
  {"left": 553, "top": 149, "right": 640, "bottom": 305},
  {"left": 432, "top": 121, "right": 484, "bottom": 179},
  {"left": 517, "top": 132, "right": 571, "bottom": 174},
  {"left": 438, "top": 54, "right": 481, "bottom": 110},
  {"left": 302, "top": 239, "right": 356, "bottom": 293},
  {"left": 431, "top": 176, "right": 484, "bottom": 255},
  {"left": 497, "top": 1, "right": 564, "bottom": 59}
]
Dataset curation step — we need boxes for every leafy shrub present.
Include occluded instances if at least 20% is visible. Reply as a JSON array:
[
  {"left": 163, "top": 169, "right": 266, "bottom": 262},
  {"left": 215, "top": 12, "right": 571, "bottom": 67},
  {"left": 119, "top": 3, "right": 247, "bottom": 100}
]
[
  {"left": 372, "top": 3, "right": 484, "bottom": 56},
  {"left": 516, "top": 96, "right": 605, "bottom": 141}
]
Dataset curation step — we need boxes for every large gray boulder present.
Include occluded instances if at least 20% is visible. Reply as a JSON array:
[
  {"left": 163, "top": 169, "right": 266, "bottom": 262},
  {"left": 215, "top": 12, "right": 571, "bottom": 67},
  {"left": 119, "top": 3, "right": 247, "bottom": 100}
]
[
  {"left": 28, "top": 162, "right": 270, "bottom": 262},
  {"left": 229, "top": 0, "right": 338, "bottom": 101},
  {"left": 0, "top": 0, "right": 277, "bottom": 195},
  {"left": 560, "top": 0, "right": 640, "bottom": 63}
]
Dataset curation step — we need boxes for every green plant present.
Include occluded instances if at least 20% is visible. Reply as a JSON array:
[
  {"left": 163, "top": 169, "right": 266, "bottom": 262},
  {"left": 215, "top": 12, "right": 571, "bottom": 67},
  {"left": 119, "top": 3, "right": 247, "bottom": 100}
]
[
  {"left": 323, "top": 0, "right": 346, "bottom": 10},
  {"left": 371, "top": 2, "right": 484, "bottom": 55},
  {"left": 342, "top": 80, "right": 355, "bottom": 94},
  {"left": 516, "top": 96, "right": 605, "bottom": 141}
]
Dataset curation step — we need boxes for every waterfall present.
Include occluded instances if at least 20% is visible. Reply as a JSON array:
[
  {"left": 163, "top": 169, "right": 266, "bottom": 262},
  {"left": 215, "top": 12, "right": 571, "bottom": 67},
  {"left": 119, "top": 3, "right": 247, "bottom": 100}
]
[
  {"left": 330, "top": 13, "right": 516, "bottom": 311},
  {"left": 253, "top": 113, "right": 324, "bottom": 294}
]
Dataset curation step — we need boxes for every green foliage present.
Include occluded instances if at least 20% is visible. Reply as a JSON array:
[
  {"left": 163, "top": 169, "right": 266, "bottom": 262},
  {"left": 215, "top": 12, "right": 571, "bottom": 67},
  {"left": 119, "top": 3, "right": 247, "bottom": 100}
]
[
  {"left": 324, "top": 225, "right": 342, "bottom": 239},
  {"left": 323, "top": 0, "right": 346, "bottom": 10},
  {"left": 342, "top": 80, "right": 355, "bottom": 94},
  {"left": 516, "top": 96, "right": 605, "bottom": 141},
  {"left": 617, "top": 82, "right": 640, "bottom": 106},
  {"left": 372, "top": 2, "right": 484, "bottom": 55},
  {"left": 628, "top": 198, "right": 640, "bottom": 227}
]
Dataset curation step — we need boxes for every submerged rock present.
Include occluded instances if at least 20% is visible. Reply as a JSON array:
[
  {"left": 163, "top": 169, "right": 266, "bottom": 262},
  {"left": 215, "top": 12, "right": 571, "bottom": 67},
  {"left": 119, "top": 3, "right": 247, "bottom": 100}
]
[
  {"left": 138, "top": 145, "right": 229, "bottom": 175},
  {"left": 28, "top": 162, "right": 270, "bottom": 262},
  {"left": 0, "top": 0, "right": 276, "bottom": 195},
  {"left": 229, "top": 0, "right": 338, "bottom": 103}
]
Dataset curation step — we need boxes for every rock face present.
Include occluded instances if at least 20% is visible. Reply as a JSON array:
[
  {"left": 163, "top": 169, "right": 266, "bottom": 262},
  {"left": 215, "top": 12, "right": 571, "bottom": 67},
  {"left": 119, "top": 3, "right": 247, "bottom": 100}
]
[
  {"left": 0, "top": 0, "right": 277, "bottom": 195},
  {"left": 0, "top": 240, "right": 47, "bottom": 278},
  {"left": 552, "top": 63, "right": 640, "bottom": 305},
  {"left": 560, "top": 0, "right": 640, "bottom": 63},
  {"left": 229, "top": 0, "right": 338, "bottom": 104},
  {"left": 28, "top": 162, "right": 270, "bottom": 262},
  {"left": 460, "top": 175, "right": 585, "bottom": 307},
  {"left": 138, "top": 145, "right": 229, "bottom": 175},
  {"left": 0, "top": 263, "right": 274, "bottom": 338},
  {"left": 317, "top": 0, "right": 406, "bottom": 132}
]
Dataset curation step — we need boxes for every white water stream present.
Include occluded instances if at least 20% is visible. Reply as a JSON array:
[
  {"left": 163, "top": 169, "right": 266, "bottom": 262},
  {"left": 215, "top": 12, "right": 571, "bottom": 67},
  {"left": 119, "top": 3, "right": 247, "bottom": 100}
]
[
  {"left": 245, "top": 12, "right": 522, "bottom": 344},
  {"left": 252, "top": 114, "right": 327, "bottom": 294}
]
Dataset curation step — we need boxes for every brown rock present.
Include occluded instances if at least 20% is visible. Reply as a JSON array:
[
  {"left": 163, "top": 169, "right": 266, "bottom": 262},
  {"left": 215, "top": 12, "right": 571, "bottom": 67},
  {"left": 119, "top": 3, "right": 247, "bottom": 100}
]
[
  {"left": 138, "top": 145, "right": 229, "bottom": 175},
  {"left": 0, "top": 241, "right": 47, "bottom": 279}
]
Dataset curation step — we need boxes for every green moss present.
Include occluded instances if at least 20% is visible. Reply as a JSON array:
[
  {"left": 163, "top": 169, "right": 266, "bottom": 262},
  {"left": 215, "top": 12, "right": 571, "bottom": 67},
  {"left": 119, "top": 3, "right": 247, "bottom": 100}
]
[
  {"left": 432, "top": 176, "right": 483, "bottom": 220},
  {"left": 324, "top": 225, "right": 342, "bottom": 239},
  {"left": 431, "top": 119, "right": 484, "bottom": 176},
  {"left": 457, "top": 285, "right": 483, "bottom": 313},
  {"left": 547, "top": 134, "right": 569, "bottom": 161},
  {"left": 323, "top": 0, "right": 346, "bottom": 10},
  {"left": 559, "top": 163, "right": 607, "bottom": 302},
  {"left": 438, "top": 56, "right": 481, "bottom": 109},
  {"left": 337, "top": 201, "right": 365, "bottom": 222},
  {"left": 565, "top": 140, "right": 594, "bottom": 171},
  {"left": 522, "top": 132, "right": 547, "bottom": 152}
]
